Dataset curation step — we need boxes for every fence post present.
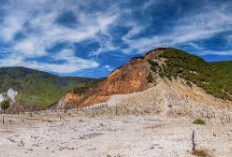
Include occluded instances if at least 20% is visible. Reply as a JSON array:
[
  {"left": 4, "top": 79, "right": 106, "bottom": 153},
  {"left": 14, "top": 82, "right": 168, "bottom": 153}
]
[
  {"left": 192, "top": 130, "right": 196, "bottom": 151},
  {"left": 2, "top": 115, "right": 4, "bottom": 124}
]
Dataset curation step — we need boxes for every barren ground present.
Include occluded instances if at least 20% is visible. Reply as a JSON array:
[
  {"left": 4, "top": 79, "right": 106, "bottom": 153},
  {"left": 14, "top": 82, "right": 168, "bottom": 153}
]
[{"left": 0, "top": 111, "right": 232, "bottom": 157}]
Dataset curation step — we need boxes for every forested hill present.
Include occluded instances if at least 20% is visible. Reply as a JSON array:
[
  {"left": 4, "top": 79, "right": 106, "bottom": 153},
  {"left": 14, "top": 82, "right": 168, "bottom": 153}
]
[{"left": 0, "top": 67, "right": 99, "bottom": 109}]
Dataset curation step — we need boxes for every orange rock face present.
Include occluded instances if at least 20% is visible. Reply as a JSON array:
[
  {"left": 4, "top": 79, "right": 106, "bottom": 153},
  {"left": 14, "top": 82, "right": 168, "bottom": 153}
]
[
  {"left": 64, "top": 92, "right": 84, "bottom": 103},
  {"left": 63, "top": 48, "right": 165, "bottom": 108}
]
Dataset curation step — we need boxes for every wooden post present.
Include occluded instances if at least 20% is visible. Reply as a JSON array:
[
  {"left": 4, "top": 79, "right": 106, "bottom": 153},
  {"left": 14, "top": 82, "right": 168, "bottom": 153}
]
[
  {"left": 116, "top": 97, "right": 118, "bottom": 116},
  {"left": 3, "top": 114, "right": 4, "bottom": 124},
  {"left": 192, "top": 130, "right": 196, "bottom": 151}
]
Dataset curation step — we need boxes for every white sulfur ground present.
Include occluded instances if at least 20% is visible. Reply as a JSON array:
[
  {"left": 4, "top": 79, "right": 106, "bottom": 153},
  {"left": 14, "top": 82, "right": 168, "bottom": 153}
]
[{"left": 0, "top": 112, "right": 232, "bottom": 157}]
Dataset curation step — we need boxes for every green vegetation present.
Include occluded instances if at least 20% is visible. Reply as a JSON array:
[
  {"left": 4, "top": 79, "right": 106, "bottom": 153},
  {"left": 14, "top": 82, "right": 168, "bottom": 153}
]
[
  {"left": 0, "top": 67, "right": 100, "bottom": 109},
  {"left": 150, "top": 48, "right": 232, "bottom": 101},
  {"left": 71, "top": 86, "right": 95, "bottom": 95},
  {"left": 193, "top": 119, "right": 205, "bottom": 125},
  {"left": 1, "top": 100, "right": 10, "bottom": 114},
  {"left": 210, "top": 61, "right": 232, "bottom": 100},
  {"left": 192, "top": 149, "right": 209, "bottom": 157},
  {"left": 147, "top": 72, "right": 154, "bottom": 83},
  {"left": 148, "top": 59, "right": 160, "bottom": 72}
]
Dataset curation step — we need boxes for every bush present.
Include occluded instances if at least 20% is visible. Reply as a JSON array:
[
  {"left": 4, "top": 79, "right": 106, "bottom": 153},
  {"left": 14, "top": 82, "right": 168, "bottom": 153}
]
[
  {"left": 193, "top": 119, "right": 205, "bottom": 125},
  {"left": 148, "top": 59, "right": 160, "bottom": 72},
  {"left": 192, "top": 149, "right": 209, "bottom": 157},
  {"left": 147, "top": 73, "right": 154, "bottom": 83},
  {"left": 148, "top": 59, "right": 159, "bottom": 67}
]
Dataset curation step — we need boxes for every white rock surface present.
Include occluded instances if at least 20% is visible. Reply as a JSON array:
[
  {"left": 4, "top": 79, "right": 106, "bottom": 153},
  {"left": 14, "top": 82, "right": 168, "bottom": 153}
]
[{"left": 0, "top": 110, "right": 232, "bottom": 157}]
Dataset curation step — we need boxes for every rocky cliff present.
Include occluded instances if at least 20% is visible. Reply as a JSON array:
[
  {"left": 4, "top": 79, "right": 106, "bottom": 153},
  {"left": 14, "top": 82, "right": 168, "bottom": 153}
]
[
  {"left": 57, "top": 47, "right": 232, "bottom": 110},
  {"left": 57, "top": 48, "right": 165, "bottom": 109}
]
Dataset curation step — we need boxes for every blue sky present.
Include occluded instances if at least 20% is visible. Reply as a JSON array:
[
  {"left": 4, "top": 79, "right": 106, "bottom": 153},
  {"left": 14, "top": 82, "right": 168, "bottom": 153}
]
[{"left": 0, "top": 0, "right": 232, "bottom": 78}]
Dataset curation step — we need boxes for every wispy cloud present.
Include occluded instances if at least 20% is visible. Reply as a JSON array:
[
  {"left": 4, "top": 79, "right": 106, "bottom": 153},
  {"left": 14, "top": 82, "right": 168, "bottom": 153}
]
[
  {"left": 0, "top": 0, "right": 118, "bottom": 74},
  {"left": 0, "top": 0, "right": 232, "bottom": 77},
  {"left": 121, "top": 4, "right": 232, "bottom": 54}
]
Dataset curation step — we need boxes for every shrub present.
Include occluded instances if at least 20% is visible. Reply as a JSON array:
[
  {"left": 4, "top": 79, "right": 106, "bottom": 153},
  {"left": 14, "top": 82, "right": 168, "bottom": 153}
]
[
  {"left": 1, "top": 100, "right": 10, "bottom": 114},
  {"left": 147, "top": 73, "right": 154, "bottom": 83},
  {"left": 148, "top": 59, "right": 160, "bottom": 72},
  {"left": 192, "top": 149, "right": 209, "bottom": 157},
  {"left": 193, "top": 119, "right": 205, "bottom": 125},
  {"left": 148, "top": 59, "right": 159, "bottom": 67}
]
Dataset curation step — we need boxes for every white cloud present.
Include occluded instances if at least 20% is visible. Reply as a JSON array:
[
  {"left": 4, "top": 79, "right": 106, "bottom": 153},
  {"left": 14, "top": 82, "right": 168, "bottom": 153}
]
[
  {"left": 199, "top": 50, "right": 232, "bottom": 56},
  {"left": 122, "top": 23, "right": 145, "bottom": 42},
  {"left": 0, "top": 15, "right": 24, "bottom": 42},
  {"left": 26, "top": 60, "right": 98, "bottom": 74},
  {"left": 0, "top": 49, "right": 99, "bottom": 74},
  {"left": 0, "top": 0, "right": 119, "bottom": 74},
  {"left": 103, "top": 65, "right": 113, "bottom": 71},
  {"left": 14, "top": 37, "right": 47, "bottom": 57},
  {"left": 121, "top": 8, "right": 232, "bottom": 54}
]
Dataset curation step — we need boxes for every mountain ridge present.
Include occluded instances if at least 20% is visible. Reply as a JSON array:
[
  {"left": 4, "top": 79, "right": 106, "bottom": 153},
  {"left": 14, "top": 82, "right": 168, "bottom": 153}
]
[{"left": 58, "top": 48, "right": 232, "bottom": 110}]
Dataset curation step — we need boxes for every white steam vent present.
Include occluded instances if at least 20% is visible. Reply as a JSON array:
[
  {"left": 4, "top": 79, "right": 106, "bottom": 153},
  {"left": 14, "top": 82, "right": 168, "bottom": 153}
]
[
  {"left": 0, "top": 88, "right": 18, "bottom": 104},
  {"left": 7, "top": 88, "right": 18, "bottom": 103},
  {"left": 0, "top": 94, "right": 5, "bottom": 103}
]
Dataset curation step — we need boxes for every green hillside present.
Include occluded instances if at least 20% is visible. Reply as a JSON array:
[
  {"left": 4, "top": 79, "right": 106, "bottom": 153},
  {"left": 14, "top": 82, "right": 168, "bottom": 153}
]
[
  {"left": 210, "top": 60, "right": 232, "bottom": 77},
  {"left": 0, "top": 67, "right": 99, "bottom": 109},
  {"left": 149, "top": 48, "right": 232, "bottom": 101},
  {"left": 210, "top": 61, "right": 232, "bottom": 99}
]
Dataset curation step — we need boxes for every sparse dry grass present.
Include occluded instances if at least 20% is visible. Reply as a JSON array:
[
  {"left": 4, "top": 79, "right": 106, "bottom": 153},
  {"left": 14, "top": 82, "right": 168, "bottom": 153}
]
[{"left": 192, "top": 149, "right": 209, "bottom": 157}]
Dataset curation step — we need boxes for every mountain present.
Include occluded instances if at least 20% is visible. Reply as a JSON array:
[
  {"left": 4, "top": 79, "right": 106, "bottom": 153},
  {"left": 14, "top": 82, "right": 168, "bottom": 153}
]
[
  {"left": 0, "top": 67, "right": 99, "bottom": 110},
  {"left": 58, "top": 48, "right": 232, "bottom": 110}
]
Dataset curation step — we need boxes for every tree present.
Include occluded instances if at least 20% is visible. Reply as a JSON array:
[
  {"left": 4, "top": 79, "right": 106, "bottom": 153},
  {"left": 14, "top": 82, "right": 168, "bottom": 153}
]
[
  {"left": 1, "top": 100, "right": 10, "bottom": 124},
  {"left": 1, "top": 100, "right": 10, "bottom": 114}
]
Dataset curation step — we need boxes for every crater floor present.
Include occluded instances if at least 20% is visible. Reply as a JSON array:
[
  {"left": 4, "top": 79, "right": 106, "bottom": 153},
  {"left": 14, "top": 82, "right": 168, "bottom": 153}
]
[{"left": 0, "top": 112, "right": 232, "bottom": 157}]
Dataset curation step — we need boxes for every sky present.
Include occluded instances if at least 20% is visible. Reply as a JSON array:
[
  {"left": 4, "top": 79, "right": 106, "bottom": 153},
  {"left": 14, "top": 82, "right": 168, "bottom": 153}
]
[{"left": 0, "top": 0, "right": 232, "bottom": 78}]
